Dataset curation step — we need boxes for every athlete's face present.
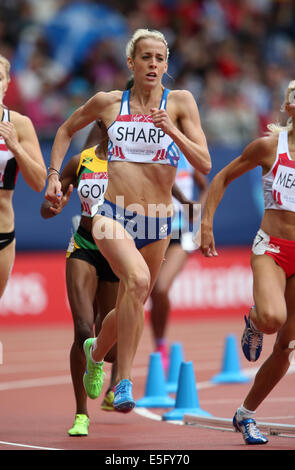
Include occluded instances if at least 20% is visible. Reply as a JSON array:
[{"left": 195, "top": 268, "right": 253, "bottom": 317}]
[
  {"left": 286, "top": 89, "right": 295, "bottom": 113},
  {"left": 127, "top": 38, "right": 168, "bottom": 87},
  {"left": 0, "top": 64, "right": 9, "bottom": 103}
]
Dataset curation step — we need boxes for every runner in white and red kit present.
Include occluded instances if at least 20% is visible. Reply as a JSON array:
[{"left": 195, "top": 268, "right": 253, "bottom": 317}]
[
  {"left": 200, "top": 80, "right": 295, "bottom": 445},
  {"left": 0, "top": 54, "right": 46, "bottom": 299}
]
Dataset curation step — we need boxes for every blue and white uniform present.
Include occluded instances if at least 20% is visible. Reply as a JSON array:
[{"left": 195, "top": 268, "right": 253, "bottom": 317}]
[
  {"left": 96, "top": 88, "right": 182, "bottom": 250},
  {"left": 107, "top": 88, "right": 181, "bottom": 167},
  {"left": 171, "top": 152, "right": 197, "bottom": 252}
]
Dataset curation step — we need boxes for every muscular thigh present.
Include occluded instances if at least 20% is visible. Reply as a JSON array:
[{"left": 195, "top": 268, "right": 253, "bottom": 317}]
[
  {"left": 140, "top": 236, "right": 171, "bottom": 297},
  {"left": 152, "top": 242, "right": 188, "bottom": 293},
  {"left": 95, "top": 281, "right": 119, "bottom": 327},
  {"left": 277, "top": 275, "right": 295, "bottom": 350},
  {"left": 66, "top": 257, "right": 98, "bottom": 324},
  {"left": 251, "top": 253, "right": 287, "bottom": 317},
  {"left": 0, "top": 239, "right": 15, "bottom": 297},
  {"left": 92, "top": 214, "right": 149, "bottom": 281}
]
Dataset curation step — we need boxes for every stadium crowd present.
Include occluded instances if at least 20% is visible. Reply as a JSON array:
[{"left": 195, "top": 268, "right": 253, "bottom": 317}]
[{"left": 0, "top": 0, "right": 294, "bottom": 145}]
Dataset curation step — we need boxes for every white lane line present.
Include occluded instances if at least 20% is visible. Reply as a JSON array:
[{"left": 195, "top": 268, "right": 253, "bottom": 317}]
[
  {"left": 1, "top": 362, "right": 294, "bottom": 392},
  {"left": 0, "top": 366, "right": 152, "bottom": 391},
  {"left": 133, "top": 365, "right": 295, "bottom": 423},
  {"left": 1, "top": 364, "right": 294, "bottom": 449},
  {"left": 0, "top": 375, "right": 72, "bottom": 391},
  {"left": 134, "top": 407, "right": 184, "bottom": 425},
  {"left": 0, "top": 441, "right": 63, "bottom": 450}
]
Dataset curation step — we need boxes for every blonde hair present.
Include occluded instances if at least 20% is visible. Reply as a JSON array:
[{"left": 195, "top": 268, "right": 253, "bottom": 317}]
[
  {"left": 126, "top": 29, "right": 169, "bottom": 60},
  {"left": 0, "top": 54, "right": 11, "bottom": 82},
  {"left": 267, "top": 80, "right": 295, "bottom": 134}
]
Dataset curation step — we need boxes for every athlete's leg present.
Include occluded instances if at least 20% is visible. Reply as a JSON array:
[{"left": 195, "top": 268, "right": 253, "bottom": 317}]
[
  {"left": 0, "top": 239, "right": 15, "bottom": 298},
  {"left": 150, "top": 241, "right": 188, "bottom": 343},
  {"left": 243, "top": 273, "right": 295, "bottom": 412},
  {"left": 91, "top": 215, "right": 151, "bottom": 382},
  {"left": 140, "top": 237, "right": 171, "bottom": 298},
  {"left": 66, "top": 257, "right": 98, "bottom": 416},
  {"left": 234, "top": 255, "right": 289, "bottom": 443},
  {"left": 110, "top": 235, "right": 172, "bottom": 380},
  {"left": 250, "top": 253, "right": 287, "bottom": 334},
  {"left": 95, "top": 280, "right": 118, "bottom": 402},
  {"left": 94, "top": 280, "right": 118, "bottom": 363}
]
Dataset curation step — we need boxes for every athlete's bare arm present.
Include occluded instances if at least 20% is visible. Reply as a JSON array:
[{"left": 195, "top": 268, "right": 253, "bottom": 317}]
[
  {"left": 41, "top": 154, "right": 80, "bottom": 218},
  {"left": 0, "top": 112, "right": 46, "bottom": 192},
  {"left": 200, "top": 136, "right": 273, "bottom": 257},
  {"left": 46, "top": 91, "right": 120, "bottom": 204},
  {"left": 151, "top": 90, "right": 211, "bottom": 174}
]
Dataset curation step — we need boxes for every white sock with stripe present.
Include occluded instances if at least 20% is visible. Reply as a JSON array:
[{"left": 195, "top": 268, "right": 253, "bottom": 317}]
[{"left": 237, "top": 404, "right": 255, "bottom": 421}]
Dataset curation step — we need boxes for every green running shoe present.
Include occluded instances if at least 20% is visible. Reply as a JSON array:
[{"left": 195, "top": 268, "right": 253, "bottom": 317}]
[
  {"left": 83, "top": 338, "right": 105, "bottom": 399},
  {"left": 68, "top": 414, "right": 89, "bottom": 436},
  {"left": 101, "top": 388, "right": 115, "bottom": 411}
]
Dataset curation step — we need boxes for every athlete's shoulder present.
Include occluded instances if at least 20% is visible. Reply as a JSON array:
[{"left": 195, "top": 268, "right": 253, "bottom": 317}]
[
  {"left": 9, "top": 110, "right": 37, "bottom": 137},
  {"left": 80, "top": 145, "right": 96, "bottom": 159},
  {"left": 242, "top": 134, "right": 278, "bottom": 163},
  {"left": 9, "top": 109, "right": 33, "bottom": 126},
  {"left": 249, "top": 134, "right": 278, "bottom": 153},
  {"left": 82, "top": 145, "right": 96, "bottom": 152},
  {"left": 92, "top": 89, "right": 123, "bottom": 106},
  {"left": 167, "top": 89, "right": 194, "bottom": 102},
  {"left": 167, "top": 89, "right": 198, "bottom": 116}
]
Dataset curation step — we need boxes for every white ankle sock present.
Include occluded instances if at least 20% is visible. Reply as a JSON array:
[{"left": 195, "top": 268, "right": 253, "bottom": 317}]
[
  {"left": 237, "top": 404, "right": 255, "bottom": 421},
  {"left": 249, "top": 307, "right": 261, "bottom": 332},
  {"left": 250, "top": 318, "right": 261, "bottom": 333},
  {"left": 90, "top": 340, "right": 103, "bottom": 364}
]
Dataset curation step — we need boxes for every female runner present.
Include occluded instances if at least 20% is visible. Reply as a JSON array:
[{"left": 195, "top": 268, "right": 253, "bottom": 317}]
[
  {"left": 45, "top": 29, "right": 211, "bottom": 412},
  {"left": 200, "top": 80, "right": 295, "bottom": 444}
]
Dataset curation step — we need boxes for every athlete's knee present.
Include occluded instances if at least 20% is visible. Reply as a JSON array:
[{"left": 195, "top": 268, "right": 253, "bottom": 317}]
[
  {"left": 255, "top": 306, "right": 286, "bottom": 334},
  {"left": 73, "top": 319, "right": 93, "bottom": 348},
  {"left": 150, "top": 283, "right": 169, "bottom": 305},
  {"left": 151, "top": 277, "right": 170, "bottom": 298},
  {"left": 125, "top": 267, "right": 151, "bottom": 303},
  {"left": 273, "top": 337, "right": 295, "bottom": 365}
]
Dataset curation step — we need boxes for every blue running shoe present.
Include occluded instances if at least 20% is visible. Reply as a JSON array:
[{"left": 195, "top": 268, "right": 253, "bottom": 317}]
[
  {"left": 241, "top": 311, "right": 263, "bottom": 362},
  {"left": 113, "top": 379, "right": 135, "bottom": 413},
  {"left": 233, "top": 412, "right": 268, "bottom": 445}
]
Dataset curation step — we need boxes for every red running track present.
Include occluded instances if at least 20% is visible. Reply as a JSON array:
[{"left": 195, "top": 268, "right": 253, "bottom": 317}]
[{"left": 0, "top": 318, "right": 295, "bottom": 452}]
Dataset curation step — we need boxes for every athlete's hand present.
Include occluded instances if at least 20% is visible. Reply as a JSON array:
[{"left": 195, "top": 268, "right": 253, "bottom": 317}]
[
  {"left": 45, "top": 173, "right": 63, "bottom": 204},
  {"left": 0, "top": 121, "right": 20, "bottom": 154},
  {"left": 199, "top": 223, "right": 218, "bottom": 257},
  {"left": 150, "top": 108, "right": 176, "bottom": 135},
  {"left": 48, "top": 184, "right": 73, "bottom": 215}
]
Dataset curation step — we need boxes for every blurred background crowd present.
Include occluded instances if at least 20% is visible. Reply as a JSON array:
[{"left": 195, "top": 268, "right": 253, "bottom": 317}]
[{"left": 1, "top": 0, "right": 295, "bottom": 148}]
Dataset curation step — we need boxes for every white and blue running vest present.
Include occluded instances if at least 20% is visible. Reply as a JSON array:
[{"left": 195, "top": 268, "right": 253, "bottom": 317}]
[
  {"left": 172, "top": 152, "right": 194, "bottom": 232},
  {"left": 107, "top": 88, "right": 181, "bottom": 167}
]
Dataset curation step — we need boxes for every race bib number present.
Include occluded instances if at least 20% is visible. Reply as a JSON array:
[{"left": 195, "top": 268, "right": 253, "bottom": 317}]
[
  {"left": 272, "top": 160, "right": 295, "bottom": 210},
  {"left": 78, "top": 173, "right": 108, "bottom": 217}
]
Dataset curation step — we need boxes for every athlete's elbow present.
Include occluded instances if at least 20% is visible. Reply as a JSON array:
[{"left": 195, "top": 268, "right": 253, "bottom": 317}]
[
  {"left": 202, "top": 160, "right": 212, "bottom": 175},
  {"left": 36, "top": 170, "right": 47, "bottom": 192},
  {"left": 35, "top": 181, "right": 46, "bottom": 192},
  {"left": 32, "top": 181, "right": 45, "bottom": 192},
  {"left": 31, "top": 170, "right": 47, "bottom": 192},
  {"left": 57, "top": 121, "right": 73, "bottom": 141}
]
